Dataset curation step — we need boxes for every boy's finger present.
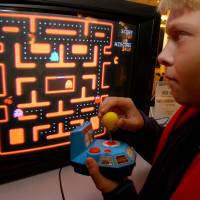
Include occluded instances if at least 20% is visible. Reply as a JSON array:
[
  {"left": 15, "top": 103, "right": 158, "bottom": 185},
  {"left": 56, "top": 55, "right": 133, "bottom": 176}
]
[{"left": 117, "top": 118, "right": 135, "bottom": 131}]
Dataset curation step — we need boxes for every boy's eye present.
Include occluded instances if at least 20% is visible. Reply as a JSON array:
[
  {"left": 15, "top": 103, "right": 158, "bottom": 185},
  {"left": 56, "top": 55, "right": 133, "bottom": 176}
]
[{"left": 172, "top": 31, "right": 189, "bottom": 41}]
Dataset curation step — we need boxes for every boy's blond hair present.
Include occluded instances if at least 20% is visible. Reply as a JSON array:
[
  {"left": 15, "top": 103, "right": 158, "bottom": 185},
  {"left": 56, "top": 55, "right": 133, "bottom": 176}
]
[{"left": 158, "top": 0, "right": 200, "bottom": 13}]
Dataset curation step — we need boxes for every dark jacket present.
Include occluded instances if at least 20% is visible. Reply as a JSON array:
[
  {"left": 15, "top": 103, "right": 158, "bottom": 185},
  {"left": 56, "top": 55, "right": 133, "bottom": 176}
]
[{"left": 103, "top": 108, "right": 200, "bottom": 200}]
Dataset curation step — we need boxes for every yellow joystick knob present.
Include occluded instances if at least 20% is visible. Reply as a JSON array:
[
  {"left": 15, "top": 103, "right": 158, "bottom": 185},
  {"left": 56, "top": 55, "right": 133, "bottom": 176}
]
[{"left": 102, "top": 112, "right": 119, "bottom": 131}]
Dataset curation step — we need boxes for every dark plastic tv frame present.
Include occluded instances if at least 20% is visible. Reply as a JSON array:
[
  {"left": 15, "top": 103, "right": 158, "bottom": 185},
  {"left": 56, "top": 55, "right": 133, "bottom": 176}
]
[{"left": 0, "top": 0, "right": 161, "bottom": 183}]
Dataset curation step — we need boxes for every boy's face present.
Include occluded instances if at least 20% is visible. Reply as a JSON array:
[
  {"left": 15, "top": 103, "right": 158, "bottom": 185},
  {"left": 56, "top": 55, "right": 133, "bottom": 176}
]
[{"left": 158, "top": 9, "right": 200, "bottom": 107}]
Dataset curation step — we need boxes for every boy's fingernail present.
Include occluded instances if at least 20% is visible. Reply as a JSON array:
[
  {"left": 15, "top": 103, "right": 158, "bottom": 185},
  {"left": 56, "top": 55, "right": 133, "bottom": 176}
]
[{"left": 86, "top": 157, "right": 93, "bottom": 167}]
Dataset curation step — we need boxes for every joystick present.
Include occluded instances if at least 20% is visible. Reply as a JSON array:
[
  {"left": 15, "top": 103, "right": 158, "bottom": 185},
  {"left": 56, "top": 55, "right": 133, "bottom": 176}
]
[
  {"left": 101, "top": 111, "right": 119, "bottom": 131},
  {"left": 70, "top": 116, "right": 136, "bottom": 180}
]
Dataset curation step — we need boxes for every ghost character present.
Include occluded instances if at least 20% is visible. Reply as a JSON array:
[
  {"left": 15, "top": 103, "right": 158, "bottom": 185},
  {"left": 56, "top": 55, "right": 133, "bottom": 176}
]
[{"left": 13, "top": 109, "right": 24, "bottom": 118}]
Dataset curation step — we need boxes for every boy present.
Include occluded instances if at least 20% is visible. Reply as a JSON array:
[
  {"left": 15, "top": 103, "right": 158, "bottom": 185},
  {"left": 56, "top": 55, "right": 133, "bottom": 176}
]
[{"left": 86, "top": 0, "right": 200, "bottom": 199}]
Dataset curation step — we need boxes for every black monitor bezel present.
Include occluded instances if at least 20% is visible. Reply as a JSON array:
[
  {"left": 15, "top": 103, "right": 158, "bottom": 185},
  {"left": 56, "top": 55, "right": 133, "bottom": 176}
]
[{"left": 0, "top": 0, "right": 160, "bottom": 183}]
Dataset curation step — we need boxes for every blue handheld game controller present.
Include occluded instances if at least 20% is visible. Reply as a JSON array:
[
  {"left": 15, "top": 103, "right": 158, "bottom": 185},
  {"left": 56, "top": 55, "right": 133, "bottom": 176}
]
[{"left": 70, "top": 121, "right": 136, "bottom": 180}]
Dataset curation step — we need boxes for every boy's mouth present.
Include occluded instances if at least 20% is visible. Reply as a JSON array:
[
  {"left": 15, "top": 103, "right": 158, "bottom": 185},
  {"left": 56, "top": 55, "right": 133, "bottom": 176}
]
[{"left": 165, "top": 76, "right": 177, "bottom": 82}]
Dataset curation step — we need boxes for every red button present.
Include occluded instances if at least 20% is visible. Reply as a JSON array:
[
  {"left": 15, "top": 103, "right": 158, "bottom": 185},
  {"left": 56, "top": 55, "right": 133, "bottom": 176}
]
[
  {"left": 104, "top": 149, "right": 111, "bottom": 153},
  {"left": 105, "top": 141, "right": 117, "bottom": 146},
  {"left": 89, "top": 147, "right": 100, "bottom": 153}
]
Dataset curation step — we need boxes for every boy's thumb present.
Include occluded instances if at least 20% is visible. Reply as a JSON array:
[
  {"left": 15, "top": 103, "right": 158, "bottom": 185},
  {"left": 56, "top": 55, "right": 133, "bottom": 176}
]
[{"left": 86, "top": 157, "right": 104, "bottom": 184}]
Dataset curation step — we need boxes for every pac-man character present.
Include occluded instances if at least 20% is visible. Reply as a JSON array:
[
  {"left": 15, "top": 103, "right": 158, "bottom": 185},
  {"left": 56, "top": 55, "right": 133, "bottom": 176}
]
[{"left": 28, "top": 33, "right": 36, "bottom": 44}]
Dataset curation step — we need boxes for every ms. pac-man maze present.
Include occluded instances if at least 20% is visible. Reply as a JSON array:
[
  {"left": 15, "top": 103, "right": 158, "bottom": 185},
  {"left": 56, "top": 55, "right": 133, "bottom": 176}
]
[{"left": 0, "top": 11, "right": 119, "bottom": 156}]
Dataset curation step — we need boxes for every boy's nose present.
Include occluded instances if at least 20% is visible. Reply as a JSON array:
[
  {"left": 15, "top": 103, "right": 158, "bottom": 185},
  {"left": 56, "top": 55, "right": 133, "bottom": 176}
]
[{"left": 157, "top": 41, "right": 174, "bottom": 67}]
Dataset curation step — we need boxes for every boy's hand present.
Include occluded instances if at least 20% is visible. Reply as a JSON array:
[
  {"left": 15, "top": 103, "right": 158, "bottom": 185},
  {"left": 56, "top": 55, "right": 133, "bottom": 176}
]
[
  {"left": 86, "top": 157, "right": 120, "bottom": 193},
  {"left": 99, "top": 97, "right": 144, "bottom": 132}
]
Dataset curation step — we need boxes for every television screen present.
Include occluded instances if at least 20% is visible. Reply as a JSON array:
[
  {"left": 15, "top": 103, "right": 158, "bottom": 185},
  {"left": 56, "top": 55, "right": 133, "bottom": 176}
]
[
  {"left": 0, "top": 10, "right": 136, "bottom": 156},
  {"left": 0, "top": 0, "right": 160, "bottom": 183}
]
